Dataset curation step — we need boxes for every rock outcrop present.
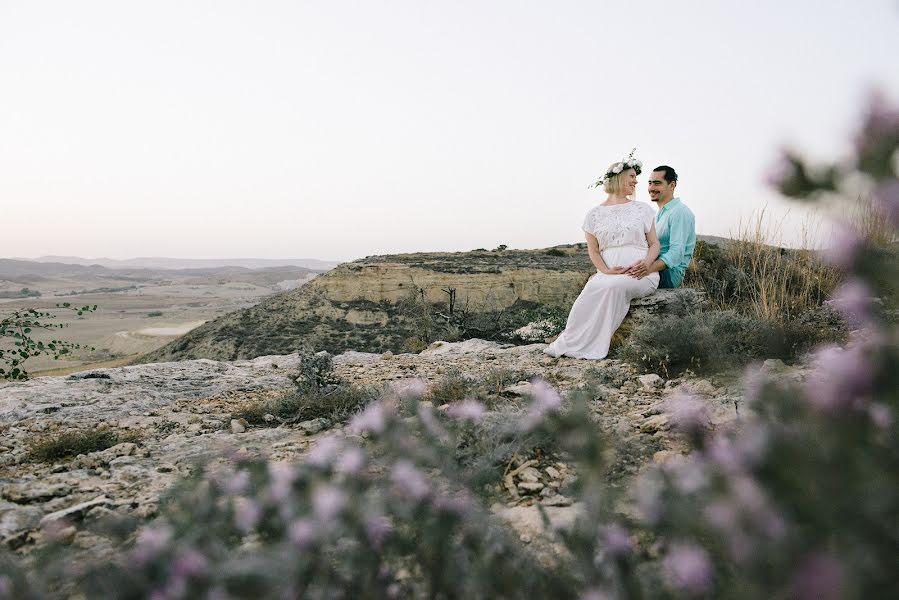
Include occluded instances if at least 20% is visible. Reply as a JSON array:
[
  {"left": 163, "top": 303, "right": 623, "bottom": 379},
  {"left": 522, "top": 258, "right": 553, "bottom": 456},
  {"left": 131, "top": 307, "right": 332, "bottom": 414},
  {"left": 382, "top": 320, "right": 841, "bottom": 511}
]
[{"left": 137, "top": 245, "right": 706, "bottom": 364}]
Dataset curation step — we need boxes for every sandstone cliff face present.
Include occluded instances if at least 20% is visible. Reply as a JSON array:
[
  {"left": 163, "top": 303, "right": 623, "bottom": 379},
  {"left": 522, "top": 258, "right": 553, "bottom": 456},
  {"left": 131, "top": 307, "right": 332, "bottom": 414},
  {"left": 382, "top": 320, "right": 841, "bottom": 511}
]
[
  {"left": 137, "top": 246, "right": 706, "bottom": 364},
  {"left": 138, "top": 247, "right": 598, "bottom": 363}
]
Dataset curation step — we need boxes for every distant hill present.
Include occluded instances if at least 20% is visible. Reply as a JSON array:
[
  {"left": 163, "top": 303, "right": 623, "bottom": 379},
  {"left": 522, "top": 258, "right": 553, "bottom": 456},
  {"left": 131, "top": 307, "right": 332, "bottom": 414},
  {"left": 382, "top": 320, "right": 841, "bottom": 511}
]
[{"left": 12, "top": 256, "right": 339, "bottom": 271}]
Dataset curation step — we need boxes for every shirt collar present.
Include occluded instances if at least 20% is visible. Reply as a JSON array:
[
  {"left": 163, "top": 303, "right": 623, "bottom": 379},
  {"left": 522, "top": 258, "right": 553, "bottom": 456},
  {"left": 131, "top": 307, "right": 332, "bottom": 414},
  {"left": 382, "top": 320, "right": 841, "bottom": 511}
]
[{"left": 659, "top": 197, "right": 681, "bottom": 213}]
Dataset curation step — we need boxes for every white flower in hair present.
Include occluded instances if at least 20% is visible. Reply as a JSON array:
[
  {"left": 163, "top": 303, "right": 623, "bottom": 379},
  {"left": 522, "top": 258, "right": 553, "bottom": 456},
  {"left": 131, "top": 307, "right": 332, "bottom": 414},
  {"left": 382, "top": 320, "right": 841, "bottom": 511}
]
[{"left": 612, "top": 163, "right": 624, "bottom": 174}]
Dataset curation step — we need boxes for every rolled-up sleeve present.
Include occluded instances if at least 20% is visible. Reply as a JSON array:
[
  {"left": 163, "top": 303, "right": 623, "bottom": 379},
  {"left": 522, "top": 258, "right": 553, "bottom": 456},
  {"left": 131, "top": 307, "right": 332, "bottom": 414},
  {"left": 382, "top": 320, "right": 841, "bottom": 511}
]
[{"left": 658, "top": 209, "right": 695, "bottom": 270}]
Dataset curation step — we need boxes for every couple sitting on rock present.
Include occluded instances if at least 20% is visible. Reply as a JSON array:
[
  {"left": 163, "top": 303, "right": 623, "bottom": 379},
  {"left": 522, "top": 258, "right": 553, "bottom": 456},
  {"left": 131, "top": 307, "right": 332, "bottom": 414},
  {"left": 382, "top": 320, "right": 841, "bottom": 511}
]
[{"left": 544, "top": 150, "right": 696, "bottom": 360}]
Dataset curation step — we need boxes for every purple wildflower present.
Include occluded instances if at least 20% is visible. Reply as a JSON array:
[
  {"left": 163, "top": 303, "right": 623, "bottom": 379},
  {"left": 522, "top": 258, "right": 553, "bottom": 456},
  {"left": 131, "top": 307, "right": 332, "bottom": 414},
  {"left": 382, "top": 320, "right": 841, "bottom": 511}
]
[
  {"left": 531, "top": 378, "right": 562, "bottom": 411},
  {"left": 390, "top": 460, "right": 430, "bottom": 500},
  {"left": 827, "top": 278, "right": 872, "bottom": 326},
  {"left": 394, "top": 378, "right": 428, "bottom": 398},
  {"left": 703, "top": 500, "right": 739, "bottom": 533},
  {"left": 666, "top": 393, "right": 709, "bottom": 434},
  {"left": 666, "top": 455, "right": 709, "bottom": 494},
  {"left": 580, "top": 590, "right": 612, "bottom": 600},
  {"left": 349, "top": 401, "right": 388, "bottom": 435},
  {"left": 306, "top": 435, "right": 342, "bottom": 467},
  {"left": 805, "top": 344, "right": 872, "bottom": 413},
  {"left": 663, "top": 542, "right": 713, "bottom": 594},
  {"left": 312, "top": 484, "right": 347, "bottom": 521},
  {"left": 417, "top": 404, "right": 450, "bottom": 442},
  {"left": 868, "top": 402, "right": 893, "bottom": 429},
  {"left": 599, "top": 523, "right": 632, "bottom": 557},
  {"left": 172, "top": 548, "right": 209, "bottom": 578},
  {"left": 221, "top": 468, "right": 249, "bottom": 495},
  {"left": 335, "top": 446, "right": 365, "bottom": 475},
  {"left": 288, "top": 518, "right": 320, "bottom": 548},
  {"left": 129, "top": 525, "right": 173, "bottom": 568},
  {"left": 447, "top": 399, "right": 486, "bottom": 422},
  {"left": 365, "top": 513, "right": 392, "bottom": 548},
  {"left": 233, "top": 497, "right": 261, "bottom": 533},
  {"left": 822, "top": 222, "right": 861, "bottom": 269},
  {"left": 267, "top": 462, "right": 296, "bottom": 503},
  {"left": 635, "top": 473, "right": 663, "bottom": 524},
  {"left": 790, "top": 553, "right": 847, "bottom": 600}
]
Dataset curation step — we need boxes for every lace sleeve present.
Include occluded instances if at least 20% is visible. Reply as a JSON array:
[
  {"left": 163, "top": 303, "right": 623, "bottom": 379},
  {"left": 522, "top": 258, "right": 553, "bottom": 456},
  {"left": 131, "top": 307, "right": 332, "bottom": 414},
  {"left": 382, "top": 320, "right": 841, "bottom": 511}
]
[{"left": 581, "top": 208, "right": 595, "bottom": 235}]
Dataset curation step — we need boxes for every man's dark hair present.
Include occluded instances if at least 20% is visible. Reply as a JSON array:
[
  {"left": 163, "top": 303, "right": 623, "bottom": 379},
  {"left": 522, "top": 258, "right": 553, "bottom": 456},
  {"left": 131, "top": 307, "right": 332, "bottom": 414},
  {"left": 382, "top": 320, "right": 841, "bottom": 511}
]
[{"left": 652, "top": 165, "right": 678, "bottom": 183}]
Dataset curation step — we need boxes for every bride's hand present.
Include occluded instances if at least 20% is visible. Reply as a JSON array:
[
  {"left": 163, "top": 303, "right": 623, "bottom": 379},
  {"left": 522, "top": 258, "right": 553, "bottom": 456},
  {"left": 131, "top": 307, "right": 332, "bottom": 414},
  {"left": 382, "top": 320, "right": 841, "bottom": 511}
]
[{"left": 600, "top": 266, "right": 627, "bottom": 275}]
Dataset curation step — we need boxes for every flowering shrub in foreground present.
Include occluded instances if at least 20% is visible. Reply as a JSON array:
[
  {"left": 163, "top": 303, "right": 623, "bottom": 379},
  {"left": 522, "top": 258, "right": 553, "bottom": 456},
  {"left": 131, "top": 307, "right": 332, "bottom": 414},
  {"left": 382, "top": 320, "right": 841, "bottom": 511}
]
[{"left": 1, "top": 96, "right": 896, "bottom": 599}]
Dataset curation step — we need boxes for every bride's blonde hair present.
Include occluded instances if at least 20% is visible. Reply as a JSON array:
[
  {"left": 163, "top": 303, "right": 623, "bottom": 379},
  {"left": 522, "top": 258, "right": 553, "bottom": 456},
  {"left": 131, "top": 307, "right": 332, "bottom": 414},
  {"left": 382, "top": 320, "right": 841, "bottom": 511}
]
[{"left": 603, "top": 165, "right": 635, "bottom": 196}]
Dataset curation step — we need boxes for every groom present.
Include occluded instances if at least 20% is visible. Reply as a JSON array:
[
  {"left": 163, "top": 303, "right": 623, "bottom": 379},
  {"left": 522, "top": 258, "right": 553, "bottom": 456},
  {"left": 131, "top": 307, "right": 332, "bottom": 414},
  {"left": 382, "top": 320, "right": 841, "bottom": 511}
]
[{"left": 627, "top": 165, "right": 695, "bottom": 287}]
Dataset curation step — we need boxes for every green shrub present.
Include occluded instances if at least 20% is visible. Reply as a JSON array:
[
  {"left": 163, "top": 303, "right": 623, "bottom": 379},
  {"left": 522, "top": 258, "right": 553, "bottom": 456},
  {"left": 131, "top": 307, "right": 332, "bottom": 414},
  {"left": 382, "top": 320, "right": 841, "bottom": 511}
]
[{"left": 619, "top": 309, "right": 844, "bottom": 376}]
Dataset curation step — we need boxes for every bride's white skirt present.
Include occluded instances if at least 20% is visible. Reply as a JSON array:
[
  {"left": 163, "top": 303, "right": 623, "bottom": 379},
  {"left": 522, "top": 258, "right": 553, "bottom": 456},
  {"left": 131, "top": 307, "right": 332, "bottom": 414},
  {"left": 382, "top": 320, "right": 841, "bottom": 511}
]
[{"left": 545, "top": 246, "right": 659, "bottom": 360}]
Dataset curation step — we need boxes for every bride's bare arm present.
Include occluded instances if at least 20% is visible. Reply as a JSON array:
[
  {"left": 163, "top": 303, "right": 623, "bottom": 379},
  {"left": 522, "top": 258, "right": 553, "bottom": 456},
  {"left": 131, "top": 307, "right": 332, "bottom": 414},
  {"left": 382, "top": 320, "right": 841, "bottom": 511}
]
[
  {"left": 625, "top": 223, "right": 661, "bottom": 279},
  {"left": 586, "top": 232, "right": 625, "bottom": 274}
]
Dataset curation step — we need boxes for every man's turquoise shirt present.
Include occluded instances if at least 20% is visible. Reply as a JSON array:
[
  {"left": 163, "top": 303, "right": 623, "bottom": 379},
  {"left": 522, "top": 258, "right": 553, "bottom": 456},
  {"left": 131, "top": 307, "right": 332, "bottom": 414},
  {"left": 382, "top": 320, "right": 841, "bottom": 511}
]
[{"left": 655, "top": 197, "right": 696, "bottom": 288}]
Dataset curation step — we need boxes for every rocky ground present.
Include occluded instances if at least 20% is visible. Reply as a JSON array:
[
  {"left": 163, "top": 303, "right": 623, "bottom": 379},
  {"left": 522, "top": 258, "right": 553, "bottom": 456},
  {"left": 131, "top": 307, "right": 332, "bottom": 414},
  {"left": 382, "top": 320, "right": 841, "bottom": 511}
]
[{"left": 0, "top": 340, "right": 803, "bottom": 560}]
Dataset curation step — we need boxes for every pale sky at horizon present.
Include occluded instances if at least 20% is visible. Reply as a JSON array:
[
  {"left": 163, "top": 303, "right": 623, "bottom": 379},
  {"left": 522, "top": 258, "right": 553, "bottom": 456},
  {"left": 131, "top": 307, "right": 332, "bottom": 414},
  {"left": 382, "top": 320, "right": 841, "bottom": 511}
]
[{"left": 1, "top": 1, "right": 897, "bottom": 262}]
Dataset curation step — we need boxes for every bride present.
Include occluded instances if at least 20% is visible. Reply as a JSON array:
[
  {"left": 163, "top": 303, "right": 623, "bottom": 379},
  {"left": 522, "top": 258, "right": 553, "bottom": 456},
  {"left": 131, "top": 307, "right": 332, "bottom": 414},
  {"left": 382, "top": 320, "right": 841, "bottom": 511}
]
[{"left": 544, "top": 151, "right": 660, "bottom": 359}]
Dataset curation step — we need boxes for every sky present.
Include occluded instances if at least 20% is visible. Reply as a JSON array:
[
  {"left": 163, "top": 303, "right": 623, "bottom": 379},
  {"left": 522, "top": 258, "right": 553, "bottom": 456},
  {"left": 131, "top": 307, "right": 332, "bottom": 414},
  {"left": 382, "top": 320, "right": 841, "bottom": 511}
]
[{"left": 1, "top": 1, "right": 897, "bottom": 262}]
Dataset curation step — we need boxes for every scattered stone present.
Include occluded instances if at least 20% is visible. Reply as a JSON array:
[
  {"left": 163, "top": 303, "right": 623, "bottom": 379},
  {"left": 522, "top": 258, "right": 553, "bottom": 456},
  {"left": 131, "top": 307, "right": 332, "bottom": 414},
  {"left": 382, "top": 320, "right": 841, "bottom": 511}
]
[
  {"left": 230, "top": 419, "right": 248, "bottom": 434},
  {"left": 298, "top": 418, "right": 330, "bottom": 435},
  {"left": 39, "top": 496, "right": 113, "bottom": 527},
  {"left": 517, "top": 482, "right": 545, "bottom": 493},
  {"left": 652, "top": 450, "right": 678, "bottom": 464},
  {"left": 640, "top": 414, "right": 670, "bottom": 434},
  {"left": 382, "top": 351, "right": 394, "bottom": 360},
  {"left": 637, "top": 374, "right": 664, "bottom": 391},
  {"left": 541, "top": 494, "right": 573, "bottom": 507},
  {"left": 761, "top": 358, "right": 788, "bottom": 373},
  {"left": 544, "top": 466, "right": 561, "bottom": 479}
]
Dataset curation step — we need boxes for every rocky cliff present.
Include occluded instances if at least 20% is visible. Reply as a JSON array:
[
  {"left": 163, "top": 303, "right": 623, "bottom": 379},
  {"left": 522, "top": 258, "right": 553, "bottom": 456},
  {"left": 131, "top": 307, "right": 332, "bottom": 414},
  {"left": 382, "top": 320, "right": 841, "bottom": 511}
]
[{"left": 137, "top": 245, "right": 705, "bottom": 364}]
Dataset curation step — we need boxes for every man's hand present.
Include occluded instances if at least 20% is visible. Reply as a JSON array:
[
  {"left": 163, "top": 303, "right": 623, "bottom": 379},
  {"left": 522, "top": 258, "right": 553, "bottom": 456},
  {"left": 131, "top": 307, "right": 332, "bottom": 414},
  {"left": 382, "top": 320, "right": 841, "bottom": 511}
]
[{"left": 624, "top": 260, "right": 650, "bottom": 279}]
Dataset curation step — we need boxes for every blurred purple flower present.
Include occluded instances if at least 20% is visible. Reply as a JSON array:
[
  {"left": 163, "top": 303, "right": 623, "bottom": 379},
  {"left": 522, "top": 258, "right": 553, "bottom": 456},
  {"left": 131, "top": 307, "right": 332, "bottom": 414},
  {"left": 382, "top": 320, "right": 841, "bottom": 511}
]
[
  {"left": 703, "top": 500, "right": 739, "bottom": 533},
  {"left": 531, "top": 378, "right": 562, "bottom": 411},
  {"left": 233, "top": 497, "right": 261, "bottom": 533},
  {"left": 172, "top": 548, "right": 209, "bottom": 578},
  {"left": 288, "top": 518, "right": 320, "bottom": 548},
  {"left": 580, "top": 590, "right": 612, "bottom": 600},
  {"left": 417, "top": 404, "right": 450, "bottom": 443},
  {"left": 868, "top": 402, "right": 893, "bottom": 429},
  {"left": 599, "top": 523, "right": 632, "bottom": 557},
  {"left": 365, "top": 514, "right": 392, "bottom": 548},
  {"left": 666, "top": 456, "right": 709, "bottom": 494},
  {"left": 518, "top": 378, "right": 562, "bottom": 431},
  {"left": 666, "top": 393, "right": 710, "bottom": 434},
  {"left": 790, "top": 553, "right": 847, "bottom": 600},
  {"left": 822, "top": 222, "right": 861, "bottom": 270},
  {"left": 432, "top": 493, "right": 473, "bottom": 515},
  {"left": 826, "top": 278, "right": 872, "bottom": 327},
  {"left": 765, "top": 148, "right": 797, "bottom": 190},
  {"left": 741, "top": 362, "right": 768, "bottom": 404},
  {"left": 390, "top": 460, "right": 430, "bottom": 500},
  {"left": 394, "top": 378, "right": 428, "bottom": 398},
  {"left": 312, "top": 484, "right": 347, "bottom": 521},
  {"left": 306, "top": 435, "right": 342, "bottom": 467},
  {"left": 805, "top": 344, "right": 872, "bottom": 413},
  {"left": 663, "top": 542, "right": 713, "bottom": 594},
  {"left": 386, "top": 583, "right": 402, "bottom": 599},
  {"left": 0, "top": 576, "right": 10, "bottom": 598},
  {"left": 129, "top": 525, "right": 173, "bottom": 567},
  {"left": 223, "top": 469, "right": 249, "bottom": 495},
  {"left": 207, "top": 587, "right": 231, "bottom": 600},
  {"left": 349, "top": 401, "right": 388, "bottom": 435},
  {"left": 635, "top": 473, "right": 663, "bottom": 524},
  {"left": 447, "top": 399, "right": 486, "bottom": 422},
  {"left": 336, "top": 446, "right": 365, "bottom": 475},
  {"left": 267, "top": 462, "right": 296, "bottom": 503}
]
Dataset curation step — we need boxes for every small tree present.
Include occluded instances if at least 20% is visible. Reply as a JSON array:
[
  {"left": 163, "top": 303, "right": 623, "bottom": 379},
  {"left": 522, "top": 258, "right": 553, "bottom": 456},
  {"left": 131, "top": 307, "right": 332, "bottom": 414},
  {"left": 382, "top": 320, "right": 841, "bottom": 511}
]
[{"left": 0, "top": 303, "right": 97, "bottom": 381}]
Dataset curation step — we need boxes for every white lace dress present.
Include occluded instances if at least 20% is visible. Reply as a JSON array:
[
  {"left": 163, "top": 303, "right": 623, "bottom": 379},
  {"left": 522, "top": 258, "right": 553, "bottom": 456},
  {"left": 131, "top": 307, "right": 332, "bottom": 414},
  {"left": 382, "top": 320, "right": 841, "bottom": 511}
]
[{"left": 545, "top": 201, "right": 660, "bottom": 359}]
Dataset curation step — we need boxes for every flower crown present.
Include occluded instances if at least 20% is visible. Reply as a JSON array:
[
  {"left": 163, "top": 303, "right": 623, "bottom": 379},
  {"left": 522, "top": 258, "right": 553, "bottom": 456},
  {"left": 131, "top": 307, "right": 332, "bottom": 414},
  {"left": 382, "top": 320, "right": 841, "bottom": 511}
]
[{"left": 589, "top": 148, "right": 643, "bottom": 189}]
